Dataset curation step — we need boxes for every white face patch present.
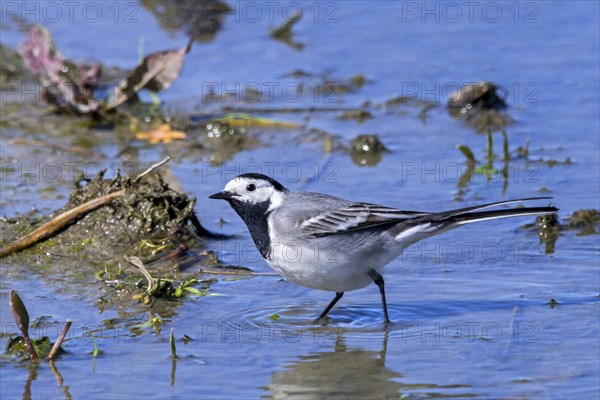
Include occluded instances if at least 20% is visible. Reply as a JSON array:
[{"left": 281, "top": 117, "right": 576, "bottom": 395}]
[
  {"left": 267, "top": 190, "right": 285, "bottom": 211},
  {"left": 223, "top": 177, "right": 285, "bottom": 205}
]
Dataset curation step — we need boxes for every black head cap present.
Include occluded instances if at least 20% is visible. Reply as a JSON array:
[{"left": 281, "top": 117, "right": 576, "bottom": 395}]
[{"left": 237, "top": 173, "right": 287, "bottom": 192}]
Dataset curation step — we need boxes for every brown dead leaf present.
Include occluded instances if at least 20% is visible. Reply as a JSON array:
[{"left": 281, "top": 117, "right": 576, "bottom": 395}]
[
  {"left": 135, "top": 124, "right": 187, "bottom": 144},
  {"left": 108, "top": 38, "right": 193, "bottom": 109}
]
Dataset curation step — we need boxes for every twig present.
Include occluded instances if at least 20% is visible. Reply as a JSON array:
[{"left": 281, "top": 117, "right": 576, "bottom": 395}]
[
  {"left": 0, "top": 157, "right": 171, "bottom": 258},
  {"left": 199, "top": 268, "right": 278, "bottom": 276},
  {"left": 124, "top": 256, "right": 155, "bottom": 293},
  {"left": 48, "top": 320, "right": 72, "bottom": 360},
  {"left": 133, "top": 156, "right": 171, "bottom": 182}
]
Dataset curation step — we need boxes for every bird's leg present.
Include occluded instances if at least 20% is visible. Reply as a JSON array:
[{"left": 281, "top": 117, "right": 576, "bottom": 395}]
[
  {"left": 314, "top": 292, "right": 344, "bottom": 323},
  {"left": 368, "top": 269, "right": 391, "bottom": 323}
]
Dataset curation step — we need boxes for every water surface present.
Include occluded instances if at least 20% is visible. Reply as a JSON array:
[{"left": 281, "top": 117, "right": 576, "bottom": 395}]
[{"left": 1, "top": 1, "right": 599, "bottom": 399}]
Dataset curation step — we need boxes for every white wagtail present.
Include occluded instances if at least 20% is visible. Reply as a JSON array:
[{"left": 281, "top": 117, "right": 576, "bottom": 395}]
[{"left": 210, "top": 173, "right": 558, "bottom": 323}]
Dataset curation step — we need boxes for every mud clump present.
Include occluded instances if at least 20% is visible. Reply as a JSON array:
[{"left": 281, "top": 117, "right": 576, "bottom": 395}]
[{"left": 1, "top": 168, "right": 209, "bottom": 264}]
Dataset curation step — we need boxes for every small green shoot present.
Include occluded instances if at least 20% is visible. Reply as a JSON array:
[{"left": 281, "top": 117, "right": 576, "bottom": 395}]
[
  {"left": 92, "top": 336, "right": 99, "bottom": 357},
  {"left": 269, "top": 313, "right": 281, "bottom": 321},
  {"left": 502, "top": 130, "right": 510, "bottom": 161},
  {"left": 169, "top": 328, "right": 177, "bottom": 359}
]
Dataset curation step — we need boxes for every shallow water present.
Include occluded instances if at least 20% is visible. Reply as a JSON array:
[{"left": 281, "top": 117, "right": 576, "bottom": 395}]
[{"left": 1, "top": 1, "right": 599, "bottom": 399}]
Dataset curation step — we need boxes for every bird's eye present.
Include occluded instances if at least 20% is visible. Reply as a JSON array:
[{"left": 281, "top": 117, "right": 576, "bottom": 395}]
[{"left": 246, "top": 184, "right": 256, "bottom": 192}]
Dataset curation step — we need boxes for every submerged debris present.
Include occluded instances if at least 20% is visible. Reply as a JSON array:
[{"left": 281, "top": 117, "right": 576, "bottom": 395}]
[
  {"left": 448, "top": 82, "right": 512, "bottom": 133},
  {"left": 536, "top": 214, "right": 560, "bottom": 254},
  {"left": 350, "top": 134, "right": 389, "bottom": 167},
  {"left": 448, "top": 82, "right": 506, "bottom": 110},
  {"left": 566, "top": 209, "right": 599, "bottom": 235},
  {"left": 546, "top": 298, "right": 559, "bottom": 308},
  {"left": 140, "top": 0, "right": 231, "bottom": 42},
  {"left": 520, "top": 208, "right": 599, "bottom": 254},
  {"left": 337, "top": 110, "right": 373, "bottom": 123}
]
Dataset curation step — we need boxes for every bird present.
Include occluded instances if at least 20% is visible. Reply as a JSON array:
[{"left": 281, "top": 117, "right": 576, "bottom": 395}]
[{"left": 209, "top": 173, "right": 558, "bottom": 323}]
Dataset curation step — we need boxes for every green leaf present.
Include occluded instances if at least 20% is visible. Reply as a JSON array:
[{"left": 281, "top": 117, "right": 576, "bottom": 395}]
[
  {"left": 181, "top": 277, "right": 199, "bottom": 288},
  {"left": 182, "top": 287, "right": 204, "bottom": 296},
  {"left": 173, "top": 287, "right": 183, "bottom": 298}
]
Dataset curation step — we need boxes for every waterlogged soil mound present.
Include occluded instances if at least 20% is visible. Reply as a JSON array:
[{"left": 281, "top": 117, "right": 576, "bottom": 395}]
[{"left": 0, "top": 168, "right": 209, "bottom": 264}]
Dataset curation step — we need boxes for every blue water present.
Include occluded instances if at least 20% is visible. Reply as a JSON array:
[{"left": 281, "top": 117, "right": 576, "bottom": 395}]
[{"left": 1, "top": 1, "right": 599, "bottom": 399}]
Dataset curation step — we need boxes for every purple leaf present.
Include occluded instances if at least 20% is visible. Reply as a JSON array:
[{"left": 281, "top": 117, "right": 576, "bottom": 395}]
[
  {"left": 19, "top": 25, "right": 63, "bottom": 82},
  {"left": 19, "top": 25, "right": 101, "bottom": 114}
]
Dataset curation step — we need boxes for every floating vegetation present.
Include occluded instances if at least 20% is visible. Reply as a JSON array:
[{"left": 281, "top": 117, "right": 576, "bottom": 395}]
[
  {"left": 566, "top": 209, "right": 600, "bottom": 236},
  {"left": 126, "top": 256, "right": 210, "bottom": 304}
]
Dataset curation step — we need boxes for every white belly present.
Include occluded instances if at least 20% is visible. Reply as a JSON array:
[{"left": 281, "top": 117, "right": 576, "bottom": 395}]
[{"left": 264, "top": 239, "right": 402, "bottom": 292}]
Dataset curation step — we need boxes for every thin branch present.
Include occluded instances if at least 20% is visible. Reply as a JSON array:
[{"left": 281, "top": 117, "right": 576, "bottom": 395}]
[
  {"left": 124, "top": 256, "right": 155, "bottom": 292},
  {"left": 48, "top": 320, "right": 72, "bottom": 360},
  {"left": 133, "top": 156, "right": 171, "bottom": 182}
]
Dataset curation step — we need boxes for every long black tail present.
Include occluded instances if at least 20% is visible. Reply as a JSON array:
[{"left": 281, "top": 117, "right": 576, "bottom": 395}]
[
  {"left": 396, "top": 198, "right": 558, "bottom": 243},
  {"left": 428, "top": 197, "right": 558, "bottom": 229}
]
